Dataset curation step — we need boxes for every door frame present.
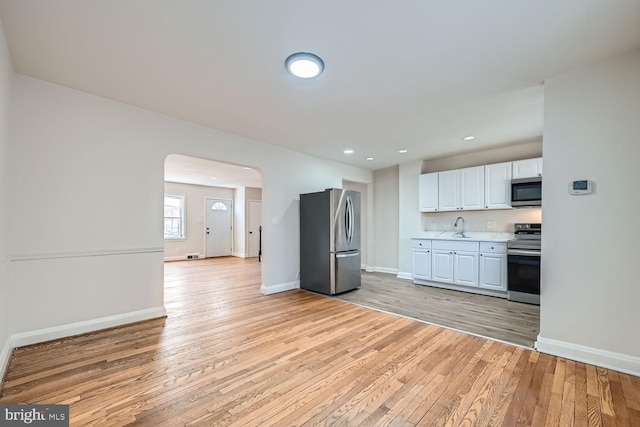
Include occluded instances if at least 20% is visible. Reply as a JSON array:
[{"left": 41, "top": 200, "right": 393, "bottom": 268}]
[
  {"left": 247, "top": 199, "right": 262, "bottom": 258},
  {"left": 204, "top": 197, "right": 233, "bottom": 258}
]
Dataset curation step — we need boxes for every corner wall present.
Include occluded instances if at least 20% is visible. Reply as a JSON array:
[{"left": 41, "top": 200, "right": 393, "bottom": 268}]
[
  {"left": 538, "top": 50, "right": 640, "bottom": 375},
  {"left": 0, "top": 17, "right": 12, "bottom": 381},
  {"left": 371, "top": 166, "right": 399, "bottom": 273}
]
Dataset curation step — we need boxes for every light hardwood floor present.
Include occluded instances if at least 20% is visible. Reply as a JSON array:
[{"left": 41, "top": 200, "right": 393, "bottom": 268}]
[
  {"left": 334, "top": 272, "right": 540, "bottom": 348},
  {"left": 1, "top": 257, "right": 639, "bottom": 426}
]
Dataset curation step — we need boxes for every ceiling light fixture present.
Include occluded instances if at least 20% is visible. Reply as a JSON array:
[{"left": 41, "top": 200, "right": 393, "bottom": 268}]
[
  {"left": 399, "top": 149, "right": 408, "bottom": 154},
  {"left": 285, "top": 52, "right": 324, "bottom": 78},
  {"left": 344, "top": 149, "right": 354, "bottom": 154},
  {"left": 366, "top": 157, "right": 374, "bottom": 161},
  {"left": 210, "top": 177, "right": 217, "bottom": 180},
  {"left": 463, "top": 136, "right": 476, "bottom": 141}
]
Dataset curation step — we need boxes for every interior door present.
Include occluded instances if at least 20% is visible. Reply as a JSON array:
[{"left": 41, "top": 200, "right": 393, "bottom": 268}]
[
  {"left": 248, "top": 200, "right": 262, "bottom": 258},
  {"left": 205, "top": 198, "right": 232, "bottom": 258}
]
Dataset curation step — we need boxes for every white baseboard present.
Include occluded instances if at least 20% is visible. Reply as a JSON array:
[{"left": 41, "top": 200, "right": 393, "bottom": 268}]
[
  {"left": 164, "top": 256, "right": 187, "bottom": 262},
  {"left": 535, "top": 335, "right": 640, "bottom": 377},
  {"left": 11, "top": 306, "right": 167, "bottom": 348},
  {"left": 396, "top": 272, "right": 413, "bottom": 280},
  {"left": 366, "top": 266, "right": 399, "bottom": 275},
  {"left": 260, "top": 280, "right": 298, "bottom": 295},
  {"left": 232, "top": 252, "right": 247, "bottom": 258},
  {"left": 0, "top": 336, "right": 12, "bottom": 384}
]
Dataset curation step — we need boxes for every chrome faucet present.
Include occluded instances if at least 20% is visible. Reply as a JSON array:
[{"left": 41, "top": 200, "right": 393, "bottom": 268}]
[{"left": 454, "top": 216, "right": 465, "bottom": 236}]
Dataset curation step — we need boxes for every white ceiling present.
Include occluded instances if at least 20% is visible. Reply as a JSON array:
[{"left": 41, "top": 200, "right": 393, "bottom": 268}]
[
  {"left": 1, "top": 1, "right": 639, "bottom": 173},
  {"left": 164, "top": 154, "right": 262, "bottom": 189}
]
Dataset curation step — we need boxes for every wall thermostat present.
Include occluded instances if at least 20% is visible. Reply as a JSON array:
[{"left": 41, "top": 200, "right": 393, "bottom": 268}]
[{"left": 569, "top": 179, "right": 593, "bottom": 195}]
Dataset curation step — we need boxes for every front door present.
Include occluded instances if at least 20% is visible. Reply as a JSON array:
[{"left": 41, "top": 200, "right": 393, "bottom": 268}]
[{"left": 205, "top": 198, "right": 232, "bottom": 258}]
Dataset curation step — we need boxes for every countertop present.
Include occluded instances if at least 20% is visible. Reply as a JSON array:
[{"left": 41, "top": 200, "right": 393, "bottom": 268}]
[{"left": 412, "top": 231, "right": 514, "bottom": 242}]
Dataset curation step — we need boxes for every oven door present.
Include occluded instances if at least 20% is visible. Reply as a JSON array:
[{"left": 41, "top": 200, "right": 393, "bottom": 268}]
[{"left": 507, "top": 249, "right": 541, "bottom": 305}]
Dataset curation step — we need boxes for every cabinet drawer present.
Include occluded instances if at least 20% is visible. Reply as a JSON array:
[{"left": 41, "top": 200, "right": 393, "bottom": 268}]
[
  {"left": 479, "top": 242, "right": 506, "bottom": 254},
  {"left": 412, "top": 239, "right": 432, "bottom": 249},
  {"left": 432, "top": 240, "right": 479, "bottom": 252}
]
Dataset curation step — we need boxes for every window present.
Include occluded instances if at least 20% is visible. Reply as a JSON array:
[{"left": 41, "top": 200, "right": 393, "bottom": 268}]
[
  {"left": 164, "top": 195, "right": 185, "bottom": 239},
  {"left": 210, "top": 202, "right": 228, "bottom": 211}
]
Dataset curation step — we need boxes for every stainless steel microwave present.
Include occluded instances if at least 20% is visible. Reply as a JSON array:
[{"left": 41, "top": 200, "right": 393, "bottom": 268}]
[{"left": 511, "top": 177, "right": 542, "bottom": 207}]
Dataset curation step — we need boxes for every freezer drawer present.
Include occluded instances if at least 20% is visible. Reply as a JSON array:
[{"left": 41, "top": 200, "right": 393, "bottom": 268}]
[{"left": 334, "top": 251, "right": 361, "bottom": 294}]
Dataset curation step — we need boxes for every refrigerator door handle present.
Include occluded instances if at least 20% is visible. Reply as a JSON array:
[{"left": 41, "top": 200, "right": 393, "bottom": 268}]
[
  {"left": 336, "top": 252, "right": 359, "bottom": 258},
  {"left": 345, "top": 194, "right": 354, "bottom": 245},
  {"left": 345, "top": 194, "right": 351, "bottom": 245}
]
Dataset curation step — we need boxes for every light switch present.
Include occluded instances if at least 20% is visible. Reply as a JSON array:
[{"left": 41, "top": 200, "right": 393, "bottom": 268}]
[{"left": 271, "top": 216, "right": 278, "bottom": 226}]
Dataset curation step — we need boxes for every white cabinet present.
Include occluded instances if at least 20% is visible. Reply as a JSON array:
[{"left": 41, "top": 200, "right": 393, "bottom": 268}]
[
  {"left": 478, "top": 242, "right": 507, "bottom": 291},
  {"left": 437, "top": 170, "right": 460, "bottom": 211},
  {"left": 431, "top": 250, "right": 454, "bottom": 283},
  {"left": 412, "top": 239, "right": 432, "bottom": 280},
  {"left": 432, "top": 240, "right": 479, "bottom": 286},
  {"left": 453, "top": 251, "right": 479, "bottom": 287},
  {"left": 484, "top": 162, "right": 512, "bottom": 209},
  {"left": 418, "top": 173, "right": 439, "bottom": 212},
  {"left": 412, "top": 238, "right": 506, "bottom": 297},
  {"left": 438, "top": 166, "right": 484, "bottom": 211},
  {"left": 512, "top": 157, "right": 543, "bottom": 179},
  {"left": 460, "top": 166, "right": 485, "bottom": 210}
]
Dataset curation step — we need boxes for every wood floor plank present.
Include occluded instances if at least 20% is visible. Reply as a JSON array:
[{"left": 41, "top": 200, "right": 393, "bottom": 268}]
[{"left": 1, "top": 257, "right": 638, "bottom": 426}]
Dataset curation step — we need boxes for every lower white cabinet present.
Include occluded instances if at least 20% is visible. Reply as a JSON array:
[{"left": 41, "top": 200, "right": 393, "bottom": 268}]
[
  {"left": 412, "top": 239, "right": 506, "bottom": 297},
  {"left": 453, "top": 251, "right": 479, "bottom": 287},
  {"left": 478, "top": 242, "right": 507, "bottom": 291},
  {"left": 432, "top": 250, "right": 454, "bottom": 283},
  {"left": 412, "top": 239, "right": 432, "bottom": 280},
  {"left": 412, "top": 249, "right": 432, "bottom": 280}
]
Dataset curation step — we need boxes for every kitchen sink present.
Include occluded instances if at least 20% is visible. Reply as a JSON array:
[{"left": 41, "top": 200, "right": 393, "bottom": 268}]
[{"left": 452, "top": 233, "right": 471, "bottom": 238}]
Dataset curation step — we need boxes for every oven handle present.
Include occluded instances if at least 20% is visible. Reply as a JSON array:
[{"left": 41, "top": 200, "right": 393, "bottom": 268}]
[{"left": 507, "top": 249, "right": 541, "bottom": 257}]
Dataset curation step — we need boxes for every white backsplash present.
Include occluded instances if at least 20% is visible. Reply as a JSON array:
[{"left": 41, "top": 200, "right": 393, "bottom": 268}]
[{"left": 421, "top": 208, "right": 542, "bottom": 233}]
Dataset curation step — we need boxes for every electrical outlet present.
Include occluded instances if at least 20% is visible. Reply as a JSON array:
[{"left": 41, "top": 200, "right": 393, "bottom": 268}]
[{"left": 486, "top": 221, "right": 496, "bottom": 229}]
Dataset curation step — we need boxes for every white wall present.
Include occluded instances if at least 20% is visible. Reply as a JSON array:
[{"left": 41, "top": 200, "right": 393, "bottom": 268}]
[
  {"left": 371, "top": 166, "right": 399, "bottom": 274},
  {"left": 538, "top": 49, "right": 640, "bottom": 374},
  {"left": 7, "top": 74, "right": 372, "bottom": 341},
  {"left": 0, "top": 18, "right": 13, "bottom": 377},
  {"left": 163, "top": 181, "right": 234, "bottom": 260},
  {"left": 342, "top": 180, "right": 369, "bottom": 268}
]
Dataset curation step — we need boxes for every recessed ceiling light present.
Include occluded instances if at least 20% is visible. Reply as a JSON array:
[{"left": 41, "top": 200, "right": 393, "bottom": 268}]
[
  {"left": 243, "top": 167, "right": 251, "bottom": 170},
  {"left": 366, "top": 157, "right": 374, "bottom": 161},
  {"left": 285, "top": 52, "right": 324, "bottom": 78},
  {"left": 344, "top": 149, "right": 354, "bottom": 154},
  {"left": 210, "top": 177, "right": 217, "bottom": 180},
  {"left": 399, "top": 149, "right": 408, "bottom": 154},
  {"left": 463, "top": 136, "right": 476, "bottom": 141}
]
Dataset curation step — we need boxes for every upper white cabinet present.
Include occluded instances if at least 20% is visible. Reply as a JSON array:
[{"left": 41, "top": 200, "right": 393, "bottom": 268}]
[
  {"left": 418, "top": 172, "right": 439, "bottom": 212},
  {"left": 460, "top": 166, "right": 485, "bottom": 210},
  {"left": 484, "top": 162, "right": 512, "bottom": 209},
  {"left": 512, "top": 157, "right": 543, "bottom": 179},
  {"left": 438, "top": 169, "right": 461, "bottom": 211},
  {"left": 438, "top": 166, "right": 484, "bottom": 211},
  {"left": 419, "top": 157, "right": 541, "bottom": 212}
]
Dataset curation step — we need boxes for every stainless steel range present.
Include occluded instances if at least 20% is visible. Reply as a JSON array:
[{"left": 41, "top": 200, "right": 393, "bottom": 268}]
[{"left": 507, "top": 223, "right": 541, "bottom": 305}]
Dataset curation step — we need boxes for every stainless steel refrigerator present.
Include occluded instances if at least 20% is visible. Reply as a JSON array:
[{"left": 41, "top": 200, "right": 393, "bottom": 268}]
[{"left": 300, "top": 188, "right": 361, "bottom": 295}]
